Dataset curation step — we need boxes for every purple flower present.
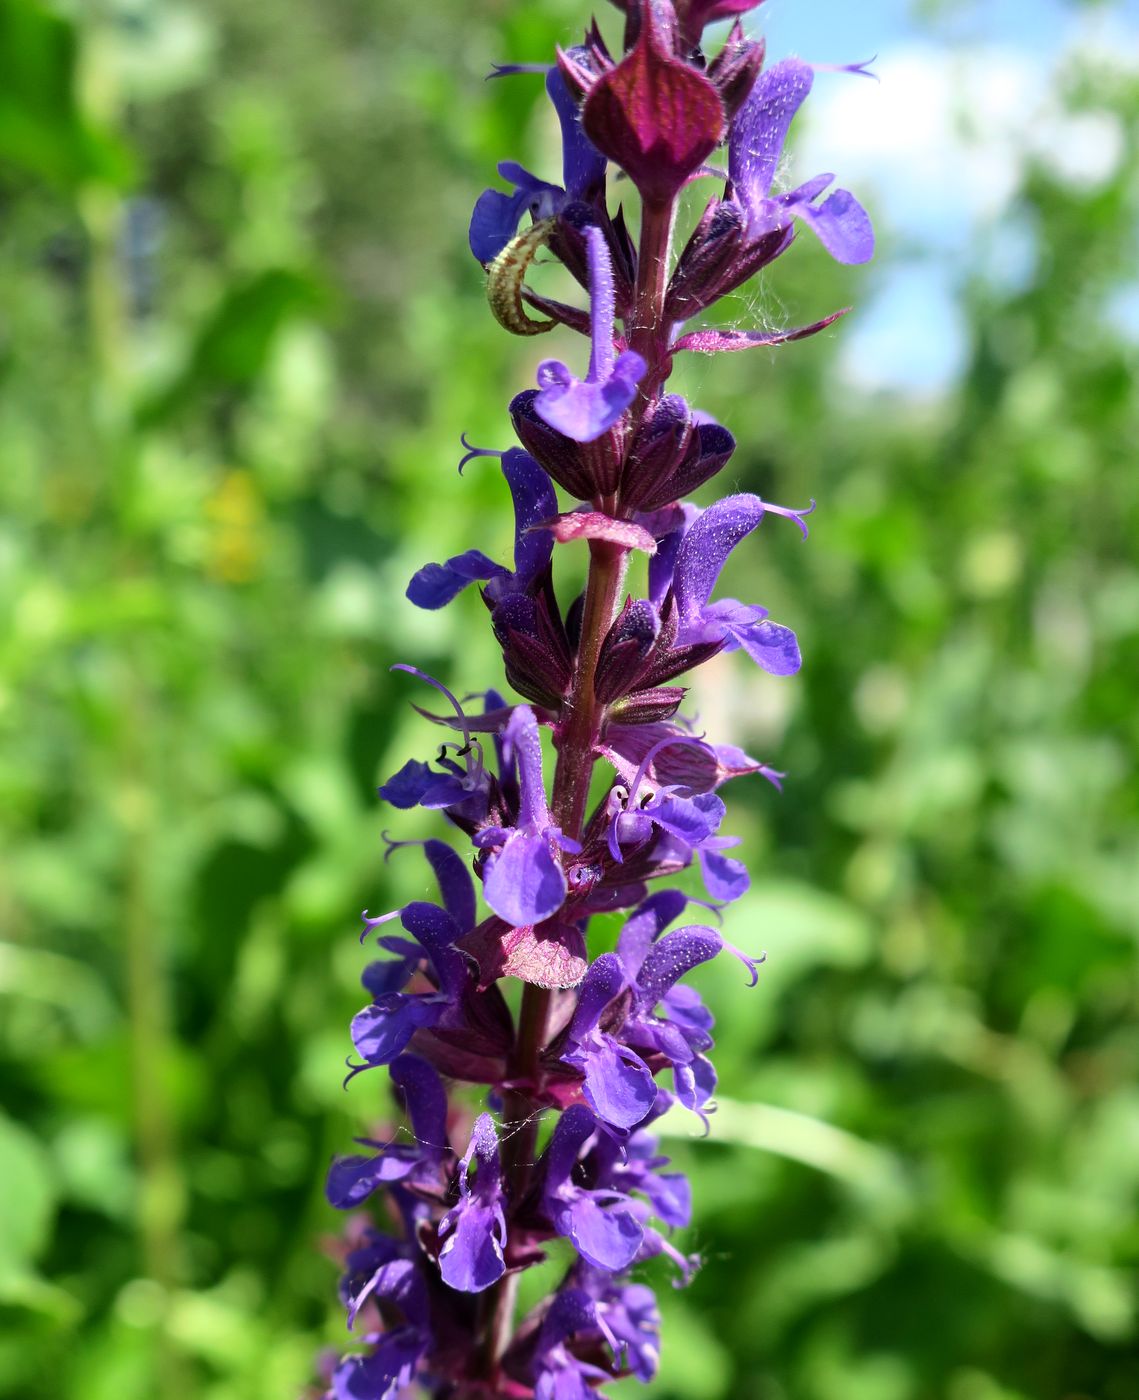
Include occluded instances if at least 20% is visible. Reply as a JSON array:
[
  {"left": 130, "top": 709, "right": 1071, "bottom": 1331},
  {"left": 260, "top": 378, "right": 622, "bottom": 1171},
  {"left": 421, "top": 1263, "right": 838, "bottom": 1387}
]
[
  {"left": 406, "top": 450, "right": 556, "bottom": 610},
  {"left": 655, "top": 493, "right": 806, "bottom": 676},
  {"left": 332, "top": 1248, "right": 431, "bottom": 1398},
  {"left": 528, "top": 1288, "right": 611, "bottom": 1400},
  {"left": 600, "top": 719, "right": 784, "bottom": 797},
  {"left": 599, "top": 732, "right": 752, "bottom": 902},
  {"left": 532, "top": 224, "right": 646, "bottom": 443},
  {"left": 350, "top": 901, "right": 467, "bottom": 1067},
  {"left": 563, "top": 954, "right": 659, "bottom": 1131},
  {"left": 541, "top": 1105, "right": 645, "bottom": 1270},
  {"left": 326, "top": 1054, "right": 452, "bottom": 1209},
  {"left": 436, "top": 1113, "right": 508, "bottom": 1293},
  {"left": 592, "top": 1277, "right": 661, "bottom": 1382},
  {"left": 728, "top": 57, "right": 874, "bottom": 265},
  {"left": 376, "top": 669, "right": 495, "bottom": 825},
  {"left": 561, "top": 901, "right": 761, "bottom": 1131},
  {"left": 469, "top": 67, "right": 606, "bottom": 264},
  {"left": 475, "top": 705, "right": 577, "bottom": 926}
]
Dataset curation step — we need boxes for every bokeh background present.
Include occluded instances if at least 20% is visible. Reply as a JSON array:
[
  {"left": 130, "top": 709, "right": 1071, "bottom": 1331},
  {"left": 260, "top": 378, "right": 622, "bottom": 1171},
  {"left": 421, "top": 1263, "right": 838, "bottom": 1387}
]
[{"left": 2, "top": 0, "right": 1138, "bottom": 1397}]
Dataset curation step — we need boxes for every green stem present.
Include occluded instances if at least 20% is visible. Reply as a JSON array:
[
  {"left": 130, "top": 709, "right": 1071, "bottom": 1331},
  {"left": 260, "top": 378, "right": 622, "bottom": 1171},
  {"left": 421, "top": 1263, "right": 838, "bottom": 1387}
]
[{"left": 80, "top": 14, "right": 186, "bottom": 1396}]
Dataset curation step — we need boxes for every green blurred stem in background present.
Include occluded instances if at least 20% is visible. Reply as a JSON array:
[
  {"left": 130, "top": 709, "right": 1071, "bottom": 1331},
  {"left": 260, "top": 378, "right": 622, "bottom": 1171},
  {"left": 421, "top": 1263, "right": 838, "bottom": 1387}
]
[{"left": 79, "top": 10, "right": 187, "bottom": 1397}]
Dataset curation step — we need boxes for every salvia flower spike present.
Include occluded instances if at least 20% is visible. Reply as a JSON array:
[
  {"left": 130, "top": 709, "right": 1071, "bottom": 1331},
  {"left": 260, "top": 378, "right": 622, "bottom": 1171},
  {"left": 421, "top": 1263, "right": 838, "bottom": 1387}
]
[{"left": 319, "top": 2, "right": 871, "bottom": 1396}]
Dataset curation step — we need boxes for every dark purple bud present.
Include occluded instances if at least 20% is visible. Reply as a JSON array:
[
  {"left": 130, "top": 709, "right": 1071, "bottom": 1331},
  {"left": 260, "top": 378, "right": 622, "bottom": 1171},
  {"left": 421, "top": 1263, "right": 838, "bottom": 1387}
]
[
  {"left": 511, "top": 390, "right": 609, "bottom": 500},
  {"left": 638, "top": 636, "right": 725, "bottom": 687},
  {"left": 595, "top": 598, "right": 661, "bottom": 703},
  {"left": 664, "top": 198, "right": 747, "bottom": 324},
  {"left": 677, "top": 0, "right": 768, "bottom": 51},
  {"left": 618, "top": 393, "right": 694, "bottom": 509},
  {"left": 492, "top": 593, "right": 573, "bottom": 709},
  {"left": 582, "top": 4, "right": 725, "bottom": 205},
  {"left": 607, "top": 686, "right": 686, "bottom": 724},
  {"left": 633, "top": 417, "right": 738, "bottom": 513},
  {"left": 704, "top": 23, "right": 766, "bottom": 121}
]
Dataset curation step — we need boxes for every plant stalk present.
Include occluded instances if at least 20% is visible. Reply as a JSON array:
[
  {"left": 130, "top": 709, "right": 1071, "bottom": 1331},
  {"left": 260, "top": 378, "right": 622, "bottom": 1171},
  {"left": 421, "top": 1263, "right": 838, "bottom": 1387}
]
[{"left": 480, "top": 186, "right": 677, "bottom": 1381}]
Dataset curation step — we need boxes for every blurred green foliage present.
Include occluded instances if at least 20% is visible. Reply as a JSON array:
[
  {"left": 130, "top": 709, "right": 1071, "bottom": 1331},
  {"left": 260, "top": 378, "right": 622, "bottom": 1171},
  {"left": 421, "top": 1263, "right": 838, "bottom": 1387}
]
[{"left": 1, "top": 1, "right": 1137, "bottom": 1398}]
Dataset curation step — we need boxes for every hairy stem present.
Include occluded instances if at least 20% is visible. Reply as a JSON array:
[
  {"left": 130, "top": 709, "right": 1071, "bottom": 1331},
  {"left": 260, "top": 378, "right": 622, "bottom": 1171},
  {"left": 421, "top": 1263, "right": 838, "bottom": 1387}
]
[{"left": 629, "top": 197, "right": 678, "bottom": 404}]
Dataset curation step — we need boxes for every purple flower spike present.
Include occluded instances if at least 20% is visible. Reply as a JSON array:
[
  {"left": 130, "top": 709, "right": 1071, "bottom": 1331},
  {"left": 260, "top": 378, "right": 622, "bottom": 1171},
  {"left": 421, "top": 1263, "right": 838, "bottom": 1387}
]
[
  {"left": 437, "top": 1113, "right": 508, "bottom": 1293},
  {"left": 728, "top": 58, "right": 874, "bottom": 265},
  {"left": 479, "top": 706, "right": 572, "bottom": 927},
  {"left": 533, "top": 225, "right": 646, "bottom": 443},
  {"left": 323, "top": 4, "right": 872, "bottom": 1389}
]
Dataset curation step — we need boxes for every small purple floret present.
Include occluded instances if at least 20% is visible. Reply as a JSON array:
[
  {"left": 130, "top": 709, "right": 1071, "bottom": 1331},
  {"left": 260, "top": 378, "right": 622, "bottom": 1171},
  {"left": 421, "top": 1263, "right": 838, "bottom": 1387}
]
[{"left": 533, "top": 225, "right": 646, "bottom": 443}]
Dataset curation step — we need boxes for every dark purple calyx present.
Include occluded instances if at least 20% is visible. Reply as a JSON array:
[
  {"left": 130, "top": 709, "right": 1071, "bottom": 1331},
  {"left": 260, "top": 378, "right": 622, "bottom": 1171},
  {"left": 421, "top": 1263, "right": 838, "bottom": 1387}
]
[
  {"left": 619, "top": 392, "right": 737, "bottom": 511},
  {"left": 704, "top": 21, "right": 765, "bottom": 120}
]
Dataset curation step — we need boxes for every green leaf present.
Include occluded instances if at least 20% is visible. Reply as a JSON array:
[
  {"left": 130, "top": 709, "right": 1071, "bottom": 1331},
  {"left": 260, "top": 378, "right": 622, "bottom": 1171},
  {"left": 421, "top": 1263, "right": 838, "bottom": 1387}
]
[
  {"left": 0, "top": 1114, "right": 56, "bottom": 1276},
  {"left": 137, "top": 268, "right": 327, "bottom": 426},
  {"left": 0, "top": 0, "right": 133, "bottom": 190}
]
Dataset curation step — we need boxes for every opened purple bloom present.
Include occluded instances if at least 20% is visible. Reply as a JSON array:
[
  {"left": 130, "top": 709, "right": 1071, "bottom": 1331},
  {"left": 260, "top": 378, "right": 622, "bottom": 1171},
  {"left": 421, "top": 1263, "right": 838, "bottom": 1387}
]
[
  {"left": 470, "top": 67, "right": 606, "bottom": 264},
  {"left": 542, "top": 1106, "right": 645, "bottom": 1271},
  {"left": 533, "top": 225, "right": 646, "bottom": 443},
  {"left": 667, "top": 493, "right": 802, "bottom": 675},
  {"left": 350, "top": 901, "right": 467, "bottom": 1067},
  {"left": 528, "top": 1288, "right": 611, "bottom": 1400},
  {"left": 331, "top": 1253, "right": 430, "bottom": 1398},
  {"left": 326, "top": 1054, "right": 451, "bottom": 1209},
  {"left": 476, "top": 705, "right": 577, "bottom": 926},
  {"left": 563, "top": 954, "right": 658, "bottom": 1131},
  {"left": 728, "top": 57, "right": 874, "bottom": 265},
  {"left": 437, "top": 1113, "right": 508, "bottom": 1292},
  {"left": 406, "top": 449, "right": 556, "bottom": 610}
]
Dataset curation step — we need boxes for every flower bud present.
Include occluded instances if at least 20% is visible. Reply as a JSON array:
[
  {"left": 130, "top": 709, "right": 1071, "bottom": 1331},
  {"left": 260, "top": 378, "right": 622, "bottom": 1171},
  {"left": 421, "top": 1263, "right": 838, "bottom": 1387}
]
[
  {"left": 582, "top": 3, "right": 725, "bottom": 205},
  {"left": 510, "top": 390, "right": 625, "bottom": 500}
]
